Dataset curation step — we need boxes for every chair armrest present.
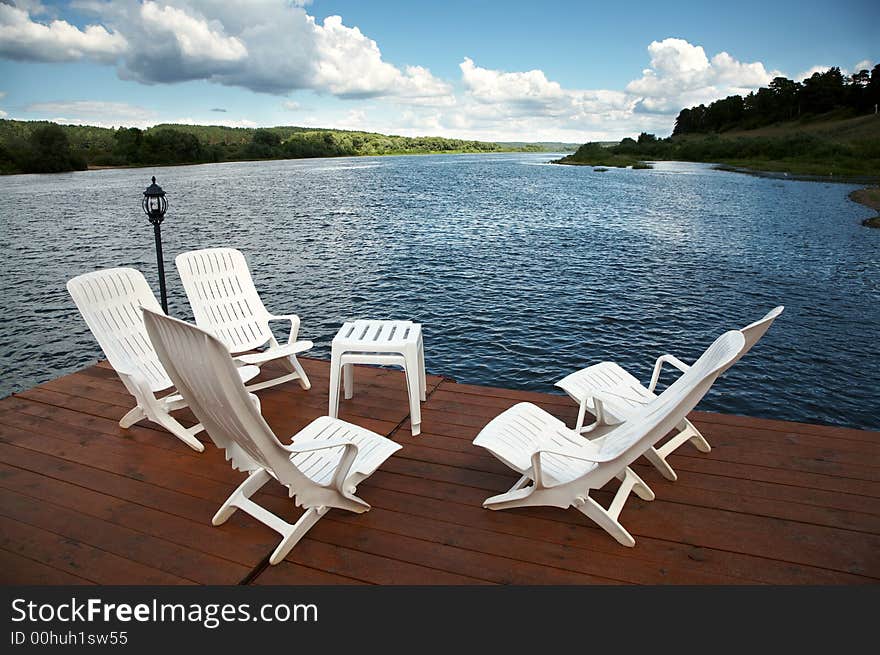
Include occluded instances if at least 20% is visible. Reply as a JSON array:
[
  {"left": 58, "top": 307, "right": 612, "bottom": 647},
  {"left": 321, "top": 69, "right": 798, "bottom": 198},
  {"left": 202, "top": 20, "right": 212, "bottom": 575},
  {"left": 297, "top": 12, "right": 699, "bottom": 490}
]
[
  {"left": 284, "top": 437, "right": 360, "bottom": 493},
  {"left": 267, "top": 313, "right": 301, "bottom": 344},
  {"left": 283, "top": 437, "right": 357, "bottom": 454},
  {"left": 578, "top": 390, "right": 628, "bottom": 434},
  {"left": 530, "top": 443, "right": 611, "bottom": 488},
  {"left": 648, "top": 354, "right": 691, "bottom": 393}
]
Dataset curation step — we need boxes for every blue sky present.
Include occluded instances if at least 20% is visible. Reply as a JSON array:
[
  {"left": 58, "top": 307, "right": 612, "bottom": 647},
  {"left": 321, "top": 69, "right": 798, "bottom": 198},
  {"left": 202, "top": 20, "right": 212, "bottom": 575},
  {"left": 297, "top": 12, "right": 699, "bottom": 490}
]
[{"left": 0, "top": 0, "right": 877, "bottom": 140}]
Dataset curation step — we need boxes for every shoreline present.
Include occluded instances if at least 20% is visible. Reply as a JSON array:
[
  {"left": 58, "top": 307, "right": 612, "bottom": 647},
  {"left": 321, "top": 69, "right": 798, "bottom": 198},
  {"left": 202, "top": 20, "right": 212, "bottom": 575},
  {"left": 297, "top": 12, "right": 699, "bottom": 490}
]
[
  {"left": 848, "top": 186, "right": 880, "bottom": 227},
  {"left": 2, "top": 149, "right": 565, "bottom": 177},
  {"left": 556, "top": 157, "right": 880, "bottom": 228}
]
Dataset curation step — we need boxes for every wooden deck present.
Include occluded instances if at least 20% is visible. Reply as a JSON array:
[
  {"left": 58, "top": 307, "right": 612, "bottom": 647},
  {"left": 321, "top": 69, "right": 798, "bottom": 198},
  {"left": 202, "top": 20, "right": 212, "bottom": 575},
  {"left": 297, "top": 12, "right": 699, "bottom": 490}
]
[{"left": 0, "top": 357, "right": 877, "bottom": 585}]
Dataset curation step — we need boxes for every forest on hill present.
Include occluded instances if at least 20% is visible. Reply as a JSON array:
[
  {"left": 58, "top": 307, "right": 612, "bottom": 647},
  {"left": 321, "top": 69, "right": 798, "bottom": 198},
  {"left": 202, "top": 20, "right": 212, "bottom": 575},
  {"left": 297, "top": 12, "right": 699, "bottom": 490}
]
[
  {"left": 0, "top": 120, "right": 550, "bottom": 174},
  {"left": 556, "top": 64, "right": 880, "bottom": 178},
  {"left": 673, "top": 65, "right": 880, "bottom": 134}
]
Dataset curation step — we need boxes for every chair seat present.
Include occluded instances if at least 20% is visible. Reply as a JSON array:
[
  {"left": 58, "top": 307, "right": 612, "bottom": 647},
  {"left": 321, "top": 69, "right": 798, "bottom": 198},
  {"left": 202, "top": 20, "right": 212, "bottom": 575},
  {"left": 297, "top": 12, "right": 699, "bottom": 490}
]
[
  {"left": 287, "top": 416, "right": 402, "bottom": 485},
  {"left": 556, "top": 361, "right": 654, "bottom": 422},
  {"left": 473, "top": 402, "right": 602, "bottom": 485},
  {"left": 235, "top": 340, "right": 314, "bottom": 365}
]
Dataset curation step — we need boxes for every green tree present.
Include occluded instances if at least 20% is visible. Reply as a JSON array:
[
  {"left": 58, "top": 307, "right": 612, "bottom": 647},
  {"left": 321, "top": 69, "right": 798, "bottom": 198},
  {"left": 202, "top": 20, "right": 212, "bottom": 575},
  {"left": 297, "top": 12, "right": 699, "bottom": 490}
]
[{"left": 22, "top": 124, "right": 87, "bottom": 173}]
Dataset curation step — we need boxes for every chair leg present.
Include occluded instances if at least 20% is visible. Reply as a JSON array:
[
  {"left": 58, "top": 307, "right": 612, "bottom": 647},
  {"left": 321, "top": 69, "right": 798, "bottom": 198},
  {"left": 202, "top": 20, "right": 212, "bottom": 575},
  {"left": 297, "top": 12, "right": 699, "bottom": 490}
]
[
  {"left": 328, "top": 349, "right": 342, "bottom": 418},
  {"left": 621, "top": 466, "right": 655, "bottom": 501},
  {"left": 403, "top": 354, "right": 422, "bottom": 436},
  {"left": 272, "top": 351, "right": 312, "bottom": 391},
  {"left": 343, "top": 363, "right": 354, "bottom": 400},
  {"left": 643, "top": 447, "right": 679, "bottom": 481},
  {"left": 510, "top": 474, "right": 531, "bottom": 491},
  {"left": 151, "top": 412, "right": 205, "bottom": 452},
  {"left": 119, "top": 406, "right": 146, "bottom": 429},
  {"left": 646, "top": 419, "right": 710, "bottom": 481},
  {"left": 213, "top": 471, "right": 328, "bottom": 564},
  {"left": 574, "top": 401, "right": 588, "bottom": 433},
  {"left": 269, "top": 506, "right": 328, "bottom": 565},
  {"left": 574, "top": 495, "right": 636, "bottom": 547},
  {"left": 212, "top": 469, "right": 272, "bottom": 526},
  {"left": 417, "top": 338, "right": 427, "bottom": 401},
  {"left": 288, "top": 355, "right": 312, "bottom": 390}
]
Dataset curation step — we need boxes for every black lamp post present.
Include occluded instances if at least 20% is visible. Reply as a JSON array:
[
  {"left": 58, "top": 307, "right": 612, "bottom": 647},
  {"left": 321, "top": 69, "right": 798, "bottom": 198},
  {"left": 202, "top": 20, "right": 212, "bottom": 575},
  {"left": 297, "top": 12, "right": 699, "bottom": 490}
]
[{"left": 142, "top": 176, "right": 169, "bottom": 313}]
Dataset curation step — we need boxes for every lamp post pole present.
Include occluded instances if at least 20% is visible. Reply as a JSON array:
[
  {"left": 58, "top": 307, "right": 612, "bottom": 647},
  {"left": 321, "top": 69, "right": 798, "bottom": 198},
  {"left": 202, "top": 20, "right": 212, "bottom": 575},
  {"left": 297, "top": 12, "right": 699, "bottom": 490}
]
[{"left": 142, "top": 176, "right": 169, "bottom": 313}]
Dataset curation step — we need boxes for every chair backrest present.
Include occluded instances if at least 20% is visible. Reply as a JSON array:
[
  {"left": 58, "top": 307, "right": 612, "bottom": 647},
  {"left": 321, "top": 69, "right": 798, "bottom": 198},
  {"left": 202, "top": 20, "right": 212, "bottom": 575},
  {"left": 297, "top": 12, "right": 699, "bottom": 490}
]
[
  {"left": 175, "top": 248, "right": 273, "bottom": 353},
  {"left": 737, "top": 305, "right": 784, "bottom": 360},
  {"left": 142, "top": 308, "right": 315, "bottom": 491},
  {"left": 596, "top": 330, "right": 745, "bottom": 469},
  {"left": 67, "top": 268, "right": 172, "bottom": 392}
]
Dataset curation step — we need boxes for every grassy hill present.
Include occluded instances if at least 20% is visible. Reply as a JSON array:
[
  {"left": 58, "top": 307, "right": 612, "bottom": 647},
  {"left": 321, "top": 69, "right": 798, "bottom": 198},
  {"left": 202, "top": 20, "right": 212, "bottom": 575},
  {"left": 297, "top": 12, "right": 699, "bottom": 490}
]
[{"left": 556, "top": 112, "right": 880, "bottom": 179}]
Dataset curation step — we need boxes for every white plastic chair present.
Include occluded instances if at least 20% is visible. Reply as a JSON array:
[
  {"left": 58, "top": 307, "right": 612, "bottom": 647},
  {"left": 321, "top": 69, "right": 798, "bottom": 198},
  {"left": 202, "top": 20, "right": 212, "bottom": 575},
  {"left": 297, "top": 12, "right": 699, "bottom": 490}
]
[
  {"left": 474, "top": 330, "right": 745, "bottom": 547},
  {"left": 175, "top": 247, "right": 313, "bottom": 392},
  {"left": 142, "top": 308, "right": 402, "bottom": 565},
  {"left": 555, "top": 306, "right": 783, "bottom": 480},
  {"left": 66, "top": 268, "right": 259, "bottom": 451}
]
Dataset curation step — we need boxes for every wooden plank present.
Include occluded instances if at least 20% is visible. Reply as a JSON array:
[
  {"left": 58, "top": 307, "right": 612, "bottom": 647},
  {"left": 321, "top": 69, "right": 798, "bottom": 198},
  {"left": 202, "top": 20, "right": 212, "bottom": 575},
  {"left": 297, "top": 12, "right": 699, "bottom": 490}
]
[
  {"left": 363, "top": 469, "right": 871, "bottom": 584},
  {"left": 0, "top": 462, "right": 271, "bottom": 570},
  {"left": 379, "top": 438, "right": 880, "bottom": 578},
  {"left": 255, "top": 539, "right": 488, "bottom": 585},
  {"left": 306, "top": 491, "right": 754, "bottom": 585},
  {"left": 260, "top": 497, "right": 621, "bottom": 585},
  {"left": 0, "top": 489, "right": 250, "bottom": 584},
  {"left": 0, "top": 516, "right": 191, "bottom": 585},
  {"left": 0, "top": 548, "right": 94, "bottom": 585},
  {"left": 691, "top": 410, "right": 880, "bottom": 443},
  {"left": 3, "top": 357, "right": 878, "bottom": 586},
  {"left": 251, "top": 562, "right": 367, "bottom": 585},
  {"left": 390, "top": 429, "right": 880, "bottom": 529}
]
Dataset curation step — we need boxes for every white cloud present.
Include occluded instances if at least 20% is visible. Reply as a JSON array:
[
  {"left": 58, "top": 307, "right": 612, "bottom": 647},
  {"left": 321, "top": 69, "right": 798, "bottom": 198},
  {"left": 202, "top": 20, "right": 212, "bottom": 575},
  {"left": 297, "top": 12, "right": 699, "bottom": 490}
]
[
  {"left": 0, "top": 109, "right": 7, "bottom": 118},
  {"left": 0, "top": 2, "right": 127, "bottom": 63},
  {"left": 140, "top": 1, "right": 247, "bottom": 63},
  {"left": 25, "top": 100, "right": 157, "bottom": 121},
  {"left": 311, "top": 15, "right": 452, "bottom": 102},
  {"left": 854, "top": 59, "right": 873, "bottom": 73},
  {"left": 0, "top": 0, "right": 451, "bottom": 103},
  {"left": 796, "top": 65, "right": 832, "bottom": 81},
  {"left": 626, "top": 38, "right": 776, "bottom": 113},
  {"left": 173, "top": 116, "right": 258, "bottom": 128},
  {"left": 0, "top": 3, "right": 828, "bottom": 142}
]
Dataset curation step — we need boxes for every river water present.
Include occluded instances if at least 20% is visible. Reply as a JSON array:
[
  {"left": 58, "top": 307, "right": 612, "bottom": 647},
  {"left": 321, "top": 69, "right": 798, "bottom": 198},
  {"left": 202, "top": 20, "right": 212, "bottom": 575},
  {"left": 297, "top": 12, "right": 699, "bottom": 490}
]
[{"left": 1, "top": 153, "right": 877, "bottom": 429}]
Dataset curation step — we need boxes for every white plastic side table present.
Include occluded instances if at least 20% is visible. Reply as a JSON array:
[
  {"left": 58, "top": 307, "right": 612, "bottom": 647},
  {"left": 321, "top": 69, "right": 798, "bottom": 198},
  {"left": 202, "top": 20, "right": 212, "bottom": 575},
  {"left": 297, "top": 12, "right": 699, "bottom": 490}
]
[{"left": 329, "top": 320, "right": 426, "bottom": 435}]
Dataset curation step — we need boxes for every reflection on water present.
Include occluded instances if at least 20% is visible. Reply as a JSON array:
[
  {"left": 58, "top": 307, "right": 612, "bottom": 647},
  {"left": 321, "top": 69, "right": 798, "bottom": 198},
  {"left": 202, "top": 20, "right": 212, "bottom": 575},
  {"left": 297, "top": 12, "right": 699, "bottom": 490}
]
[{"left": 1, "top": 154, "right": 878, "bottom": 430}]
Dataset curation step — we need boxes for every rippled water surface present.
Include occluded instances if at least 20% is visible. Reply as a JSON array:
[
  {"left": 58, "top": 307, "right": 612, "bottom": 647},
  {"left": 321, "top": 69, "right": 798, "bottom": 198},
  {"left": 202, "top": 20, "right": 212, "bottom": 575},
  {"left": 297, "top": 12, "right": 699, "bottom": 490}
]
[{"left": 1, "top": 154, "right": 878, "bottom": 429}]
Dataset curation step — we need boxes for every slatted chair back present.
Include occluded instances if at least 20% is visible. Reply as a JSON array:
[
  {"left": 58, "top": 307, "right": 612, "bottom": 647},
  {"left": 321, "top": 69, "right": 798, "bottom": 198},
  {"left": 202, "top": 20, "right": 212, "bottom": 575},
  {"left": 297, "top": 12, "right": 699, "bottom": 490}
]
[
  {"left": 142, "top": 308, "right": 315, "bottom": 489},
  {"left": 595, "top": 330, "right": 744, "bottom": 470},
  {"left": 67, "top": 268, "right": 171, "bottom": 392},
  {"left": 175, "top": 248, "right": 273, "bottom": 353}
]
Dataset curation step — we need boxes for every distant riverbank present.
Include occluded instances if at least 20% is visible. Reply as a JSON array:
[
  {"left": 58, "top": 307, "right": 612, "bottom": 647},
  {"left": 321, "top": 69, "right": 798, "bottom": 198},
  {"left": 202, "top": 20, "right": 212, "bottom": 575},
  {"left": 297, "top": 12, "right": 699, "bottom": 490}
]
[{"left": 0, "top": 118, "right": 575, "bottom": 175}]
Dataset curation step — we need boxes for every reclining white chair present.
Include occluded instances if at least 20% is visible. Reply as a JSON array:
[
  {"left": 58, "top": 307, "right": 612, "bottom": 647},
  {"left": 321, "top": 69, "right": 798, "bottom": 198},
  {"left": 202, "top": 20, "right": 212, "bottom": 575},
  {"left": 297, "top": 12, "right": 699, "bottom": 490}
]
[
  {"left": 555, "top": 306, "right": 783, "bottom": 480},
  {"left": 474, "top": 330, "right": 744, "bottom": 547},
  {"left": 142, "top": 308, "right": 401, "bottom": 565},
  {"left": 66, "top": 268, "right": 259, "bottom": 451},
  {"left": 175, "top": 247, "right": 313, "bottom": 392}
]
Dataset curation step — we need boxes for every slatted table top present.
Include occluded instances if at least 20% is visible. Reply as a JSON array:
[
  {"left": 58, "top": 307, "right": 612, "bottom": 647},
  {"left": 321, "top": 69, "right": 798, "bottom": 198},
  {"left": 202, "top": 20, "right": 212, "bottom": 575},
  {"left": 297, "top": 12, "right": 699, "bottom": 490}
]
[
  {"left": 332, "top": 320, "right": 422, "bottom": 351},
  {"left": 0, "top": 356, "right": 877, "bottom": 585}
]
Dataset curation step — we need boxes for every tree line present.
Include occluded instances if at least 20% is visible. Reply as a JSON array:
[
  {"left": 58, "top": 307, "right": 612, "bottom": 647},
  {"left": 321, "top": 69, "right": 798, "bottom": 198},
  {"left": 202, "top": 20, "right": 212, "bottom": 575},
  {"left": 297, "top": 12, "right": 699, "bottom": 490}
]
[
  {"left": 673, "top": 65, "right": 880, "bottom": 134},
  {"left": 0, "top": 120, "right": 544, "bottom": 174}
]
